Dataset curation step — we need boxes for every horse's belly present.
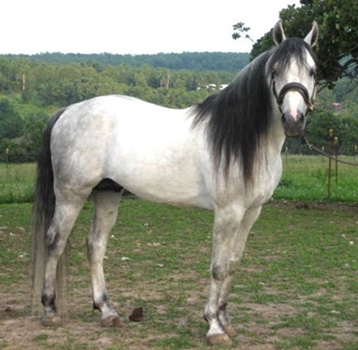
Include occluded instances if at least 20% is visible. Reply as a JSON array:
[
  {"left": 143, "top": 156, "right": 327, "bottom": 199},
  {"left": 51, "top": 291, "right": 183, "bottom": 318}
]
[
  {"left": 110, "top": 152, "right": 214, "bottom": 209},
  {"left": 126, "top": 182, "right": 214, "bottom": 209}
]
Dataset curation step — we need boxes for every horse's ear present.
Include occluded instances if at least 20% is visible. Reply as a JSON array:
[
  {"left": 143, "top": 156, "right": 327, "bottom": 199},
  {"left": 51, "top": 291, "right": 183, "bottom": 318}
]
[
  {"left": 272, "top": 21, "right": 286, "bottom": 46},
  {"left": 304, "top": 21, "right": 319, "bottom": 47}
]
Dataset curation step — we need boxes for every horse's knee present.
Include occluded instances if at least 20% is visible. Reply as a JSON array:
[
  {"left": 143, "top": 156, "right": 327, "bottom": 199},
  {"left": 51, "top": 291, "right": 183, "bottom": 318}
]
[
  {"left": 211, "top": 262, "right": 228, "bottom": 281},
  {"left": 211, "top": 260, "right": 240, "bottom": 281}
]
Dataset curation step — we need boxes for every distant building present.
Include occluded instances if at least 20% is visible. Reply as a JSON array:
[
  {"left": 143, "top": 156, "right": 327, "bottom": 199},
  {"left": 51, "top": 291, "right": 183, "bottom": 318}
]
[
  {"left": 332, "top": 102, "right": 341, "bottom": 110},
  {"left": 197, "top": 84, "right": 229, "bottom": 91}
]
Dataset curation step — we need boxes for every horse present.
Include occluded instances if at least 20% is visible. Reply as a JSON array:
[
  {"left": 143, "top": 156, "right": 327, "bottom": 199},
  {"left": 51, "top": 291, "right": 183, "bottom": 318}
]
[{"left": 31, "top": 20, "right": 319, "bottom": 345}]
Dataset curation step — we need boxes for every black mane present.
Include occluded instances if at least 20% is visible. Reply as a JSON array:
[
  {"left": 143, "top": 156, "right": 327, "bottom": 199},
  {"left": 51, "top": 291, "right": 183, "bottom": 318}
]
[
  {"left": 192, "top": 37, "right": 316, "bottom": 185},
  {"left": 267, "top": 37, "right": 318, "bottom": 75}
]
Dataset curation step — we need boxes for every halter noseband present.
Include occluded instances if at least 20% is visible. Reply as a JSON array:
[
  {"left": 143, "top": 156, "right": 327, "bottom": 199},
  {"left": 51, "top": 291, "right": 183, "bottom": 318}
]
[{"left": 272, "top": 78, "right": 316, "bottom": 112}]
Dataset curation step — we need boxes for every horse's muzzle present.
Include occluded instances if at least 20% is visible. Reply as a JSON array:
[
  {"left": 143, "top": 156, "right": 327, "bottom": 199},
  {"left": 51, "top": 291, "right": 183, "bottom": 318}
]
[{"left": 281, "top": 111, "right": 306, "bottom": 137}]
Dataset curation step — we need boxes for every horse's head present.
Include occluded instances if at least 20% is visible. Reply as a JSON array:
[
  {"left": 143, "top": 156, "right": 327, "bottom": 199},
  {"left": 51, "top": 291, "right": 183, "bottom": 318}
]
[{"left": 269, "top": 21, "right": 319, "bottom": 137}]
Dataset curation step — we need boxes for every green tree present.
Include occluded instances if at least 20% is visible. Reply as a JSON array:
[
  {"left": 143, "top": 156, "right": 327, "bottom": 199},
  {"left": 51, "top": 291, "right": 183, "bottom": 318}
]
[
  {"left": 299, "top": 110, "right": 358, "bottom": 154},
  {"left": 339, "top": 113, "right": 358, "bottom": 154},
  {"left": 67, "top": 77, "right": 99, "bottom": 104},
  {"left": 235, "top": 0, "right": 358, "bottom": 86},
  {"left": 0, "top": 98, "right": 23, "bottom": 139},
  {"left": 20, "top": 112, "right": 48, "bottom": 161}
]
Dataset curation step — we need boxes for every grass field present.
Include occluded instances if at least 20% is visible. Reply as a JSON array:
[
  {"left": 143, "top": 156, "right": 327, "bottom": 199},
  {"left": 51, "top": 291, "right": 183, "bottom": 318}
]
[
  {"left": 277, "top": 155, "right": 358, "bottom": 203},
  {"left": 0, "top": 155, "right": 357, "bottom": 204},
  {"left": 0, "top": 163, "right": 35, "bottom": 204},
  {"left": 0, "top": 200, "right": 357, "bottom": 349},
  {"left": 0, "top": 156, "right": 357, "bottom": 349}
]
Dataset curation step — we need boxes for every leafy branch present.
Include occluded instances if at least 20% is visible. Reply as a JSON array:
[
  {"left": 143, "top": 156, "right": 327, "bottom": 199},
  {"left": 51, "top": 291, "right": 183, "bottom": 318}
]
[{"left": 232, "top": 22, "right": 255, "bottom": 43}]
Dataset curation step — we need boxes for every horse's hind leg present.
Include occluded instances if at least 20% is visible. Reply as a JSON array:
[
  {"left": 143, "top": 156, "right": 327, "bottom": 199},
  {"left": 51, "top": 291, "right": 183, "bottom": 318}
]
[
  {"left": 87, "top": 189, "right": 123, "bottom": 327},
  {"left": 42, "top": 194, "right": 86, "bottom": 326}
]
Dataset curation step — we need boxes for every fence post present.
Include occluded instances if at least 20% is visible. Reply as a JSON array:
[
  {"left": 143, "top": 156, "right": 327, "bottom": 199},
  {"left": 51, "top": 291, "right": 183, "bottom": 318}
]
[
  {"left": 327, "top": 129, "right": 334, "bottom": 200},
  {"left": 5, "top": 148, "right": 10, "bottom": 178},
  {"left": 334, "top": 136, "right": 338, "bottom": 185}
]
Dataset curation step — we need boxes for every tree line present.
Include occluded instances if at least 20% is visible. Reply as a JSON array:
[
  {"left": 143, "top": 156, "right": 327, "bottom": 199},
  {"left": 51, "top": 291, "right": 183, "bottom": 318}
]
[
  {"left": 0, "top": 52, "right": 358, "bottom": 163},
  {"left": 0, "top": 53, "right": 241, "bottom": 162},
  {"left": 4, "top": 52, "right": 250, "bottom": 72},
  {"left": 0, "top": 54, "right": 240, "bottom": 107}
]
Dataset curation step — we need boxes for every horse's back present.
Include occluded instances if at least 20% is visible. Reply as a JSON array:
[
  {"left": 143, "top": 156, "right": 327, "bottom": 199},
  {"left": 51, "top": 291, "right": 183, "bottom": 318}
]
[{"left": 50, "top": 95, "right": 213, "bottom": 208}]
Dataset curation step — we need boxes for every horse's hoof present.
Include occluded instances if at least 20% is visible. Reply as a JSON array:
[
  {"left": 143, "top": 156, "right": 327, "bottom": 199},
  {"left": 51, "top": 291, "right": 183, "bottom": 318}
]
[
  {"left": 101, "top": 314, "right": 123, "bottom": 328},
  {"left": 41, "top": 314, "right": 60, "bottom": 327},
  {"left": 224, "top": 324, "right": 236, "bottom": 338},
  {"left": 206, "top": 333, "right": 232, "bottom": 346}
]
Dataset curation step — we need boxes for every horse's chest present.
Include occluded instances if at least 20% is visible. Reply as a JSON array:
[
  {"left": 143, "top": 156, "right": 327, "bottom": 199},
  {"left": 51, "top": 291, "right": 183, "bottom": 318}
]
[{"left": 252, "top": 162, "right": 282, "bottom": 205}]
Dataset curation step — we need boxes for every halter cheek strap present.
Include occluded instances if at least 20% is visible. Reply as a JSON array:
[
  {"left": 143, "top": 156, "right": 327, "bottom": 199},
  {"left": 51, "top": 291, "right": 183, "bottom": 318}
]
[{"left": 272, "top": 79, "right": 316, "bottom": 112}]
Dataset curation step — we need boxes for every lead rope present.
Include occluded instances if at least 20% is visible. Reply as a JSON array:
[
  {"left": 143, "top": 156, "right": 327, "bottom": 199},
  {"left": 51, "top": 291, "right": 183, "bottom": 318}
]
[{"left": 303, "top": 136, "right": 358, "bottom": 166}]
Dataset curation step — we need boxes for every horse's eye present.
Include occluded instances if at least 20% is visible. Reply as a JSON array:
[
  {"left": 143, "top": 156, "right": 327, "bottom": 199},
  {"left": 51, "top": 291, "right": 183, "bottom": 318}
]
[{"left": 309, "top": 69, "right": 316, "bottom": 77}]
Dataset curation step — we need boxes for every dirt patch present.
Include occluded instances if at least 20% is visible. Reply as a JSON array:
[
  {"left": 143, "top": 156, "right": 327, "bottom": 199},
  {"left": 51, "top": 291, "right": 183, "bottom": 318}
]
[{"left": 270, "top": 199, "right": 358, "bottom": 213}]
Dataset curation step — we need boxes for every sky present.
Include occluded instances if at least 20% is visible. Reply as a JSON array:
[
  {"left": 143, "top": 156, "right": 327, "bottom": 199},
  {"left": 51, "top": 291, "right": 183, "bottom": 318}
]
[{"left": 1, "top": 0, "right": 301, "bottom": 55}]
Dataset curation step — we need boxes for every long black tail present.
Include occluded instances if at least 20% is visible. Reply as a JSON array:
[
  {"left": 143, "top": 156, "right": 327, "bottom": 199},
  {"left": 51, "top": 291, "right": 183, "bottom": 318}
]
[{"left": 31, "top": 107, "right": 67, "bottom": 313}]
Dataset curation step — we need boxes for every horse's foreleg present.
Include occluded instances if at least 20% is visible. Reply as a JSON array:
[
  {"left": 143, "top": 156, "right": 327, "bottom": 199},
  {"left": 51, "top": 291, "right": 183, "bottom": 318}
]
[
  {"left": 87, "top": 190, "right": 122, "bottom": 327},
  {"left": 205, "top": 205, "right": 262, "bottom": 345},
  {"left": 42, "top": 200, "right": 84, "bottom": 326}
]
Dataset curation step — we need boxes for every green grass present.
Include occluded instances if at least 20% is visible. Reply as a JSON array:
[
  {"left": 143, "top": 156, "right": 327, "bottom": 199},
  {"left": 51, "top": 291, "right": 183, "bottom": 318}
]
[
  {"left": 0, "top": 156, "right": 357, "bottom": 348},
  {"left": 0, "top": 163, "right": 35, "bottom": 203},
  {"left": 1, "top": 155, "right": 357, "bottom": 204},
  {"left": 0, "top": 199, "right": 357, "bottom": 349},
  {"left": 276, "top": 154, "right": 358, "bottom": 203}
]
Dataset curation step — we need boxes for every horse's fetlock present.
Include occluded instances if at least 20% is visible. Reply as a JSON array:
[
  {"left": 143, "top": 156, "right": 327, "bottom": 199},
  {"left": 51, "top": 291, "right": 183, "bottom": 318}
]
[
  {"left": 41, "top": 293, "right": 56, "bottom": 310},
  {"left": 93, "top": 293, "right": 109, "bottom": 311}
]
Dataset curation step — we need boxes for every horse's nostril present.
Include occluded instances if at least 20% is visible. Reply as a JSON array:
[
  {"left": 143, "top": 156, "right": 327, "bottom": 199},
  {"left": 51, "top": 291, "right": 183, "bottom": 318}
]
[
  {"left": 298, "top": 112, "right": 305, "bottom": 123},
  {"left": 281, "top": 111, "right": 306, "bottom": 137},
  {"left": 281, "top": 112, "right": 305, "bottom": 124}
]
